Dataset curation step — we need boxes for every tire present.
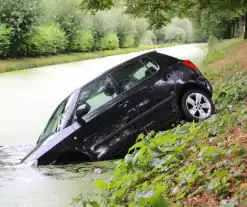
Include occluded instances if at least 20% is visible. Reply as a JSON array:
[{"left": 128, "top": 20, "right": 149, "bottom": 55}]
[{"left": 181, "top": 89, "right": 214, "bottom": 122}]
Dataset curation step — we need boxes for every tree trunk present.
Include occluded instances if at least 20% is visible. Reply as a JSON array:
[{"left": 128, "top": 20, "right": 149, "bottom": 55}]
[
  {"left": 115, "top": 0, "right": 120, "bottom": 8},
  {"left": 239, "top": 15, "right": 245, "bottom": 37},
  {"left": 234, "top": 18, "right": 239, "bottom": 38},
  {"left": 232, "top": 20, "right": 235, "bottom": 38},
  {"left": 244, "top": 12, "right": 247, "bottom": 39},
  {"left": 237, "top": 18, "right": 240, "bottom": 37},
  {"left": 225, "top": 22, "right": 232, "bottom": 39}
]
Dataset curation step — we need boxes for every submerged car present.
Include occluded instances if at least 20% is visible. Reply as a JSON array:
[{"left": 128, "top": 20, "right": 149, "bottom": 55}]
[{"left": 22, "top": 51, "right": 214, "bottom": 165}]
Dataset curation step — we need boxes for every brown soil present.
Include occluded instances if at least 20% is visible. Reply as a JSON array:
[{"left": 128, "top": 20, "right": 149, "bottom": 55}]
[
  {"left": 187, "top": 126, "right": 247, "bottom": 206},
  {"left": 209, "top": 42, "right": 247, "bottom": 70}
]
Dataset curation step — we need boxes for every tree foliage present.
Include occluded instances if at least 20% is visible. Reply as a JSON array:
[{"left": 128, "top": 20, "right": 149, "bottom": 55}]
[
  {"left": 0, "top": 0, "right": 42, "bottom": 56},
  {"left": 0, "top": 24, "right": 11, "bottom": 58},
  {"left": 25, "top": 24, "right": 68, "bottom": 56},
  {"left": 70, "top": 30, "right": 94, "bottom": 52},
  {"left": 81, "top": 0, "right": 247, "bottom": 38}
]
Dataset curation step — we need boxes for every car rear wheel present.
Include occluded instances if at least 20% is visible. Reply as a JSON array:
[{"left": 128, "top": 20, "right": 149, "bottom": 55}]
[{"left": 181, "top": 89, "right": 214, "bottom": 122}]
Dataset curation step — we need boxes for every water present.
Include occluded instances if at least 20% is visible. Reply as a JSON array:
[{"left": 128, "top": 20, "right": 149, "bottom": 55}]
[{"left": 0, "top": 44, "right": 206, "bottom": 206}]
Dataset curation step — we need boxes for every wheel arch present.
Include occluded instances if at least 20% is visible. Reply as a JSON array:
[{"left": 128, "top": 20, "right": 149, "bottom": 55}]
[{"left": 177, "top": 82, "right": 211, "bottom": 105}]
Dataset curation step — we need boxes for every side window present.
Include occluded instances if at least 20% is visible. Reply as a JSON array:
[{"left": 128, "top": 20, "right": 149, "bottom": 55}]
[
  {"left": 110, "top": 58, "right": 159, "bottom": 92},
  {"left": 140, "top": 57, "right": 159, "bottom": 73},
  {"left": 77, "top": 76, "right": 117, "bottom": 115}
]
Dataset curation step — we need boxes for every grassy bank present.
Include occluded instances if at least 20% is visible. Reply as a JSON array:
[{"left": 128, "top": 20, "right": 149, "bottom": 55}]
[
  {"left": 75, "top": 39, "right": 247, "bottom": 207},
  {"left": 203, "top": 38, "right": 244, "bottom": 65},
  {"left": 0, "top": 43, "right": 178, "bottom": 74}
]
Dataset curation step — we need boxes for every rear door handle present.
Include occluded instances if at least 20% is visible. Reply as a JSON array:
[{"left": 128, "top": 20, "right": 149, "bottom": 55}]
[{"left": 119, "top": 101, "right": 130, "bottom": 108}]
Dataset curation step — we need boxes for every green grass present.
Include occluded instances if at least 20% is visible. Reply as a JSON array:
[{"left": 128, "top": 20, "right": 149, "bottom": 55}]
[
  {"left": 203, "top": 38, "right": 244, "bottom": 65},
  {"left": 0, "top": 43, "right": 179, "bottom": 74}
]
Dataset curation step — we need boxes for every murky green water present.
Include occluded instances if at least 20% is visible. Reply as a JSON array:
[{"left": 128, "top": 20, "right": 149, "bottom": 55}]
[{"left": 0, "top": 44, "right": 206, "bottom": 207}]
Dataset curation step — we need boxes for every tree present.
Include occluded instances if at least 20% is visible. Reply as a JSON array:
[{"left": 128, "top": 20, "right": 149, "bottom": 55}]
[
  {"left": 81, "top": 0, "right": 247, "bottom": 39},
  {"left": 0, "top": 0, "right": 42, "bottom": 56},
  {"left": 81, "top": 0, "right": 114, "bottom": 11}
]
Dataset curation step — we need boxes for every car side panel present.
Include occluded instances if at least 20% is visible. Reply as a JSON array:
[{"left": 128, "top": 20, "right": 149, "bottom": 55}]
[
  {"left": 171, "top": 64, "right": 213, "bottom": 98},
  {"left": 122, "top": 54, "right": 178, "bottom": 132},
  {"left": 73, "top": 92, "right": 139, "bottom": 160},
  {"left": 124, "top": 71, "right": 177, "bottom": 132}
]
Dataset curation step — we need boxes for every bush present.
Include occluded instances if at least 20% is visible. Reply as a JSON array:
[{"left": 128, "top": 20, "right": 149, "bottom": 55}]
[
  {"left": 70, "top": 30, "right": 94, "bottom": 52},
  {"left": 0, "top": 24, "right": 11, "bottom": 58},
  {"left": 133, "top": 18, "right": 148, "bottom": 47},
  {"left": 97, "top": 33, "right": 119, "bottom": 50},
  {"left": 25, "top": 24, "right": 68, "bottom": 56},
  {"left": 155, "top": 18, "right": 194, "bottom": 44},
  {"left": 122, "top": 35, "right": 135, "bottom": 48},
  {"left": 92, "top": 11, "right": 116, "bottom": 42},
  {"left": 194, "top": 32, "right": 208, "bottom": 43},
  {"left": 54, "top": 0, "right": 84, "bottom": 48},
  {"left": 166, "top": 25, "right": 186, "bottom": 43},
  {"left": 208, "top": 36, "right": 218, "bottom": 52},
  {"left": 142, "top": 30, "right": 157, "bottom": 44},
  {"left": 0, "top": 0, "right": 42, "bottom": 56},
  {"left": 109, "top": 9, "right": 134, "bottom": 48},
  {"left": 154, "top": 27, "right": 167, "bottom": 43},
  {"left": 170, "top": 18, "right": 194, "bottom": 43}
]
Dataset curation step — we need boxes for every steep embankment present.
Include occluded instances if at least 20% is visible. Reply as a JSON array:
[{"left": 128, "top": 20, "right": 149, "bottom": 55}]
[{"left": 76, "top": 39, "right": 247, "bottom": 207}]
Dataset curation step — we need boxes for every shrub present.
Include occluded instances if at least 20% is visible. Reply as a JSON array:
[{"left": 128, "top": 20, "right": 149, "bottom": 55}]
[
  {"left": 133, "top": 18, "right": 148, "bottom": 47},
  {"left": 0, "top": 24, "right": 11, "bottom": 58},
  {"left": 163, "top": 18, "right": 194, "bottom": 43},
  {"left": 208, "top": 36, "right": 218, "bottom": 52},
  {"left": 122, "top": 35, "right": 135, "bottom": 48},
  {"left": 92, "top": 11, "right": 115, "bottom": 42},
  {"left": 154, "top": 27, "right": 167, "bottom": 43},
  {"left": 97, "top": 33, "right": 119, "bottom": 50},
  {"left": 0, "top": 0, "right": 42, "bottom": 56},
  {"left": 25, "top": 24, "right": 68, "bottom": 56},
  {"left": 109, "top": 9, "right": 134, "bottom": 48},
  {"left": 166, "top": 25, "right": 186, "bottom": 43},
  {"left": 194, "top": 32, "right": 208, "bottom": 43},
  {"left": 70, "top": 30, "right": 94, "bottom": 52},
  {"left": 170, "top": 18, "right": 194, "bottom": 43},
  {"left": 142, "top": 30, "right": 157, "bottom": 44},
  {"left": 54, "top": 0, "right": 84, "bottom": 49}
]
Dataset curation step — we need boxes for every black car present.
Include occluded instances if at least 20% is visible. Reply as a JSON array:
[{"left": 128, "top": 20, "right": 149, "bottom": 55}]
[{"left": 21, "top": 51, "right": 214, "bottom": 165}]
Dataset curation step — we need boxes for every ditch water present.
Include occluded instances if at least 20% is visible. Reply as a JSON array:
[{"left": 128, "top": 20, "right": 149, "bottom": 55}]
[{"left": 0, "top": 44, "right": 206, "bottom": 206}]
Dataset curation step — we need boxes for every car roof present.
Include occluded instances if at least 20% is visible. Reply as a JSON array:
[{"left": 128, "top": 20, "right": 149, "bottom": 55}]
[
  {"left": 77, "top": 50, "right": 158, "bottom": 91},
  {"left": 99, "top": 50, "right": 157, "bottom": 77}
]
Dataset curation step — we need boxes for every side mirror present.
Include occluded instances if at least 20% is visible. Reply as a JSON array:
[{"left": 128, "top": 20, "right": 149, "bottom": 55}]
[{"left": 76, "top": 104, "right": 91, "bottom": 120}]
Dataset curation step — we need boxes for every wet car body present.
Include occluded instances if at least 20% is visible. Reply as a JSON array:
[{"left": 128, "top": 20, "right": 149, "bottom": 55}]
[{"left": 22, "top": 51, "right": 213, "bottom": 165}]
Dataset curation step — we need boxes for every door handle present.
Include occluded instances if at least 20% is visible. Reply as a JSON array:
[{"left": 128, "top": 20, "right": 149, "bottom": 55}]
[{"left": 119, "top": 101, "right": 129, "bottom": 108}]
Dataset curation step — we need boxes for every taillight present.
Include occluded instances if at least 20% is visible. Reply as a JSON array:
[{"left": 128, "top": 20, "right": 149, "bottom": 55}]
[{"left": 182, "top": 60, "right": 198, "bottom": 70}]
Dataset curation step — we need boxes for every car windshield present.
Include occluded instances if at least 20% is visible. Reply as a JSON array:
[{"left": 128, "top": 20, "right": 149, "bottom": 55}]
[{"left": 38, "top": 92, "right": 75, "bottom": 143}]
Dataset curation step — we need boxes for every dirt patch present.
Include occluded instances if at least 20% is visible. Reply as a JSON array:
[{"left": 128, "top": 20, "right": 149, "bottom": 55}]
[
  {"left": 185, "top": 125, "right": 247, "bottom": 207},
  {"left": 209, "top": 42, "right": 247, "bottom": 70}
]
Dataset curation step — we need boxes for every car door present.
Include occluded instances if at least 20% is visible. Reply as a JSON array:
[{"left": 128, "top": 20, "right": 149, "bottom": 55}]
[
  {"left": 73, "top": 74, "right": 139, "bottom": 160},
  {"left": 110, "top": 56, "right": 177, "bottom": 133}
]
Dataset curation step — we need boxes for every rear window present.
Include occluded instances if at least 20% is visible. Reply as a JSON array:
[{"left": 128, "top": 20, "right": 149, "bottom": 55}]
[
  {"left": 140, "top": 57, "right": 159, "bottom": 72},
  {"left": 110, "top": 57, "right": 159, "bottom": 92}
]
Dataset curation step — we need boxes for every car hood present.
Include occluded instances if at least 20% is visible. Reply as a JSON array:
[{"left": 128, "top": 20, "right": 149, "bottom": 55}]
[{"left": 21, "top": 125, "right": 76, "bottom": 165}]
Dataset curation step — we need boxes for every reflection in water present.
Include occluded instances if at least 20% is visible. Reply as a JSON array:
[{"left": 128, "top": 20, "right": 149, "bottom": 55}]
[{"left": 0, "top": 44, "right": 206, "bottom": 206}]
